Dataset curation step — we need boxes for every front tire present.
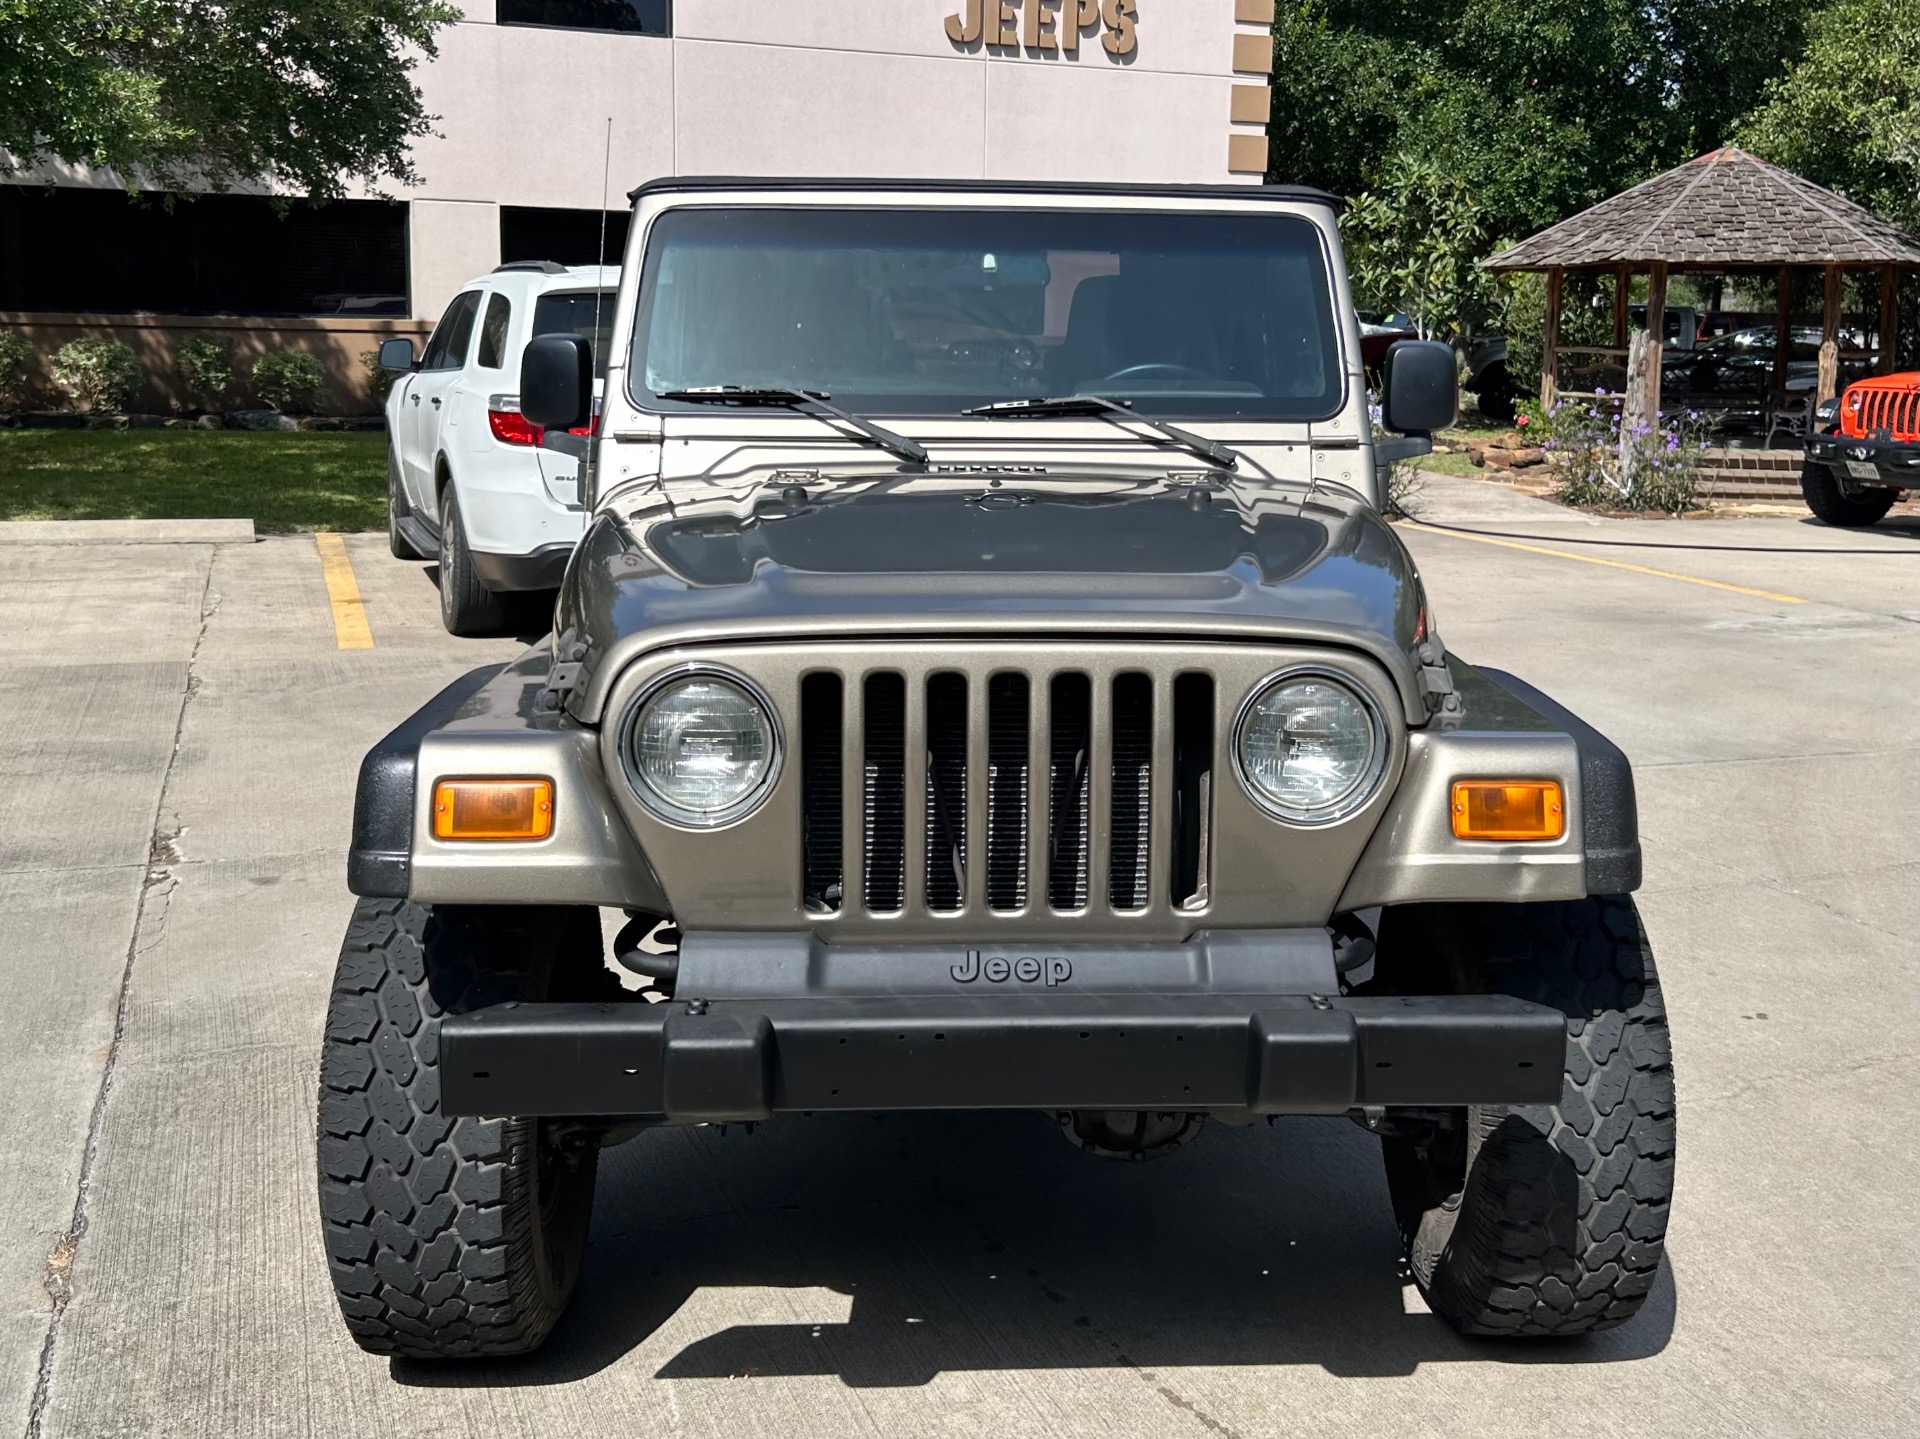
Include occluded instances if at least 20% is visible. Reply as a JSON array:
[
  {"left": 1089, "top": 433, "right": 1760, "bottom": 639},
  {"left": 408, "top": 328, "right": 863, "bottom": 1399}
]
[
  {"left": 438, "top": 485, "right": 509, "bottom": 636},
  {"left": 315, "top": 898, "right": 619, "bottom": 1359},
  {"left": 1374, "top": 896, "right": 1675, "bottom": 1336},
  {"left": 1801, "top": 460, "right": 1896, "bottom": 527}
]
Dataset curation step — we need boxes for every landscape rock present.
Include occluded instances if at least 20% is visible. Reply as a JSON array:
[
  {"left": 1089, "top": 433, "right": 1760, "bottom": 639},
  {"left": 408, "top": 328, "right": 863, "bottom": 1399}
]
[{"left": 227, "top": 409, "right": 299, "bottom": 432}]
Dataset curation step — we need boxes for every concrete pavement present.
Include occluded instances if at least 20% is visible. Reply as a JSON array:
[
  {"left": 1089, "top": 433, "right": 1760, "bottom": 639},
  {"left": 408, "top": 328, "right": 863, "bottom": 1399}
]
[{"left": 2, "top": 497, "right": 1915, "bottom": 1438}]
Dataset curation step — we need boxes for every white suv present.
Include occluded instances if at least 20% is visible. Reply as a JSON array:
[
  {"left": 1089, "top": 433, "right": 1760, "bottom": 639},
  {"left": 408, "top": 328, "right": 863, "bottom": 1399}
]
[{"left": 378, "top": 262, "right": 616, "bottom": 635}]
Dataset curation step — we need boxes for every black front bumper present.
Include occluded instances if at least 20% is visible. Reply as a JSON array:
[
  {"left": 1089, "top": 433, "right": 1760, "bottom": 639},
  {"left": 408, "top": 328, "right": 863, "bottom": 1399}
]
[
  {"left": 440, "top": 992, "right": 1566, "bottom": 1121},
  {"left": 1804, "top": 433, "right": 1920, "bottom": 490}
]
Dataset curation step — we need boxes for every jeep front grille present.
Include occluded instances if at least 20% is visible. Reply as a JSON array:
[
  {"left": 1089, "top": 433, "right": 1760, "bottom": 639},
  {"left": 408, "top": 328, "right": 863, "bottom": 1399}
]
[{"left": 800, "top": 664, "right": 1214, "bottom": 920}]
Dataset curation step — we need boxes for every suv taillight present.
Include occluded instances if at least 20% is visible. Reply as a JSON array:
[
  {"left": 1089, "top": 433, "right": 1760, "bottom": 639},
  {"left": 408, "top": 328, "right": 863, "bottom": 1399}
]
[{"left": 487, "top": 395, "right": 542, "bottom": 447}]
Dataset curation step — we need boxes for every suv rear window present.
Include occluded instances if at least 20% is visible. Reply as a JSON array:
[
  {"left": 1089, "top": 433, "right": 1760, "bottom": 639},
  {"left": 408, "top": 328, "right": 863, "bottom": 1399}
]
[
  {"left": 533, "top": 290, "right": 616, "bottom": 376},
  {"left": 630, "top": 206, "right": 1343, "bottom": 419}
]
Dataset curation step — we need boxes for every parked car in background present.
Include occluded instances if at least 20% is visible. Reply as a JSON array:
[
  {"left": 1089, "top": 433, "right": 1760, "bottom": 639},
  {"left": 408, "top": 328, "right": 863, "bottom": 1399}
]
[
  {"left": 378, "top": 262, "right": 617, "bottom": 635},
  {"left": 1358, "top": 313, "right": 1517, "bottom": 424}
]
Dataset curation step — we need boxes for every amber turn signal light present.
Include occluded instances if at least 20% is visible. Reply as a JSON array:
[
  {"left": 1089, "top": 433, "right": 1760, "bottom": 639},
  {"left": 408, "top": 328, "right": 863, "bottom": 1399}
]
[
  {"left": 431, "top": 779, "right": 554, "bottom": 841},
  {"left": 1450, "top": 780, "right": 1564, "bottom": 842}
]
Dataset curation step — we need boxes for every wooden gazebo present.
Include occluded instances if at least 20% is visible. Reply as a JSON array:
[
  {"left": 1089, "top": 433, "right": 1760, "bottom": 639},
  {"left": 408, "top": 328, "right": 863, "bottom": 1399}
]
[{"left": 1484, "top": 147, "right": 1920, "bottom": 421}]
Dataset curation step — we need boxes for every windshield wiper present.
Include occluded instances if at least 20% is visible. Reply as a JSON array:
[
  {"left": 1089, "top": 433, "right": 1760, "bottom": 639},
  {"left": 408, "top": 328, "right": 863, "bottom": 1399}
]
[
  {"left": 658, "top": 385, "right": 928, "bottom": 466},
  {"left": 963, "top": 395, "right": 1240, "bottom": 469}
]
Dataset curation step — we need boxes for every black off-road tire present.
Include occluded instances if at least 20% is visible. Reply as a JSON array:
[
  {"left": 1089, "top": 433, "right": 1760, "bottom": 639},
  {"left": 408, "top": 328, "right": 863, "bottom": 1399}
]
[
  {"left": 316, "top": 898, "right": 622, "bottom": 1359},
  {"left": 1474, "top": 362, "right": 1517, "bottom": 425},
  {"left": 387, "top": 449, "right": 424, "bottom": 560},
  {"left": 438, "top": 485, "right": 509, "bottom": 637},
  {"left": 1801, "top": 459, "right": 1896, "bottom": 528},
  {"left": 1374, "top": 895, "right": 1676, "bottom": 1337}
]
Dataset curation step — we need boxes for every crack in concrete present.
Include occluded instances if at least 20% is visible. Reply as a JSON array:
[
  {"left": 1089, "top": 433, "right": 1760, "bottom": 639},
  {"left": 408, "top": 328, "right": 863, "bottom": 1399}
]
[
  {"left": 1114, "top": 1352, "right": 1247, "bottom": 1439},
  {"left": 24, "top": 569, "right": 218, "bottom": 1439}
]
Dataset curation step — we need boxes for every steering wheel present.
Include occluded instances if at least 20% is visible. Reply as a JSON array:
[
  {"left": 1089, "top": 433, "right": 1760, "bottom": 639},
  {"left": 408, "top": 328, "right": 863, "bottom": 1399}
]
[{"left": 1087, "top": 363, "right": 1224, "bottom": 390}]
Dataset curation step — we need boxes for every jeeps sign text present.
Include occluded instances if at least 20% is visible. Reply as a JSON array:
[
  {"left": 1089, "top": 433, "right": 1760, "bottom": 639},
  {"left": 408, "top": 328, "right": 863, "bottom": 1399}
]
[{"left": 946, "top": 0, "right": 1139, "bottom": 56}]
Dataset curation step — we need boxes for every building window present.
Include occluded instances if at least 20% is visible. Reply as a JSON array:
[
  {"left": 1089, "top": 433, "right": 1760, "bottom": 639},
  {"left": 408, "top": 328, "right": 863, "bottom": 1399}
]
[
  {"left": 501, "top": 206, "right": 631, "bottom": 269},
  {"left": 0, "top": 188, "right": 407, "bottom": 316},
  {"left": 496, "top": 1, "right": 670, "bottom": 35}
]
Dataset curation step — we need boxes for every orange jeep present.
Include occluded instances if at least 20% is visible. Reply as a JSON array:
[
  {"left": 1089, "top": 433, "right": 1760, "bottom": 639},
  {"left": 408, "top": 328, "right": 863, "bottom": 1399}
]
[{"left": 1802, "top": 372, "right": 1920, "bottom": 526}]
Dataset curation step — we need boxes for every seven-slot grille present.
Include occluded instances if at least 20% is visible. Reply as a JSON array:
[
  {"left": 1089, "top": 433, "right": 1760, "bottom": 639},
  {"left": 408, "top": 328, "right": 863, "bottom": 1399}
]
[
  {"left": 1846, "top": 384, "right": 1920, "bottom": 442},
  {"left": 801, "top": 666, "right": 1213, "bottom": 920}
]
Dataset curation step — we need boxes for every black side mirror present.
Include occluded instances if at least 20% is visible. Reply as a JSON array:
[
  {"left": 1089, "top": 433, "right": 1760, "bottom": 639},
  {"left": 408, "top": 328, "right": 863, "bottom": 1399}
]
[
  {"left": 1381, "top": 340, "right": 1457, "bottom": 435},
  {"left": 376, "top": 337, "right": 417, "bottom": 372},
  {"left": 521, "top": 334, "right": 593, "bottom": 431}
]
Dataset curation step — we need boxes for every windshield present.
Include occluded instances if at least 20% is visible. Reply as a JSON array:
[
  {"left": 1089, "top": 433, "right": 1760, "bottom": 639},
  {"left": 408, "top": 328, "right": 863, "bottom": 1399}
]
[
  {"left": 533, "top": 289, "right": 615, "bottom": 377},
  {"left": 629, "top": 207, "right": 1342, "bottom": 419}
]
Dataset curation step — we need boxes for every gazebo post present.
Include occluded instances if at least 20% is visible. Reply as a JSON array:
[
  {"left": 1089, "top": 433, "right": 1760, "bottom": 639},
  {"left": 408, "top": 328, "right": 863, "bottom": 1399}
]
[
  {"left": 1612, "top": 265, "right": 1630, "bottom": 351},
  {"left": 1879, "top": 266, "right": 1899, "bottom": 373},
  {"left": 1770, "top": 265, "right": 1792, "bottom": 405},
  {"left": 1817, "top": 263, "right": 1841, "bottom": 403},
  {"left": 1644, "top": 261, "right": 1668, "bottom": 420},
  {"left": 1541, "top": 267, "right": 1563, "bottom": 409}
]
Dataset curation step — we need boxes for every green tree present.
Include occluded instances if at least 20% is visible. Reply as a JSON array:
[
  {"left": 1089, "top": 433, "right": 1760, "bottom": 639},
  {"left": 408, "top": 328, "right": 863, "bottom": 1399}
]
[
  {"left": 1342, "top": 156, "right": 1494, "bottom": 340},
  {"left": 1266, "top": 0, "right": 1811, "bottom": 240},
  {"left": 1736, "top": 0, "right": 1920, "bottom": 232},
  {"left": 1, "top": 1, "right": 457, "bottom": 199}
]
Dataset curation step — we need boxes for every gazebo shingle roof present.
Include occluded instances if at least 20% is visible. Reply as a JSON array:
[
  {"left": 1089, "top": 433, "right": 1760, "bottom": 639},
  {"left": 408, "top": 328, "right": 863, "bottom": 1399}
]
[{"left": 1483, "top": 147, "right": 1920, "bottom": 270}]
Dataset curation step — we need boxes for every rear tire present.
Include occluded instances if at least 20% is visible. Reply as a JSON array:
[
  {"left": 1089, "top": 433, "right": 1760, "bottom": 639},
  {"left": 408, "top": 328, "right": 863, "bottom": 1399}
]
[
  {"left": 438, "top": 485, "right": 509, "bottom": 636},
  {"left": 315, "top": 898, "right": 621, "bottom": 1359},
  {"left": 1373, "top": 896, "right": 1675, "bottom": 1336},
  {"left": 387, "top": 450, "right": 424, "bottom": 560},
  {"left": 1474, "top": 362, "right": 1517, "bottom": 425},
  {"left": 1801, "top": 460, "right": 1896, "bottom": 527}
]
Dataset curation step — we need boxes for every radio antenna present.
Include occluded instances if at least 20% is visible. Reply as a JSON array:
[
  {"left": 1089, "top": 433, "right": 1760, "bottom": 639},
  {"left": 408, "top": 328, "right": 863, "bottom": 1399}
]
[{"left": 587, "top": 115, "right": 613, "bottom": 508}]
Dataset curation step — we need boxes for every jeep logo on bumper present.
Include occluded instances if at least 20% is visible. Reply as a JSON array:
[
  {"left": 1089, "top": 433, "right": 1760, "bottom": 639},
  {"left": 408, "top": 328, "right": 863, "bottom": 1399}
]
[{"left": 950, "top": 950, "right": 1072, "bottom": 986}]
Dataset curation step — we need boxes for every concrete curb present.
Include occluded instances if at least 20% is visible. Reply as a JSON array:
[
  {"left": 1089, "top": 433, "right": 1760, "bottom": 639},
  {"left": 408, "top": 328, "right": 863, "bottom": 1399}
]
[{"left": 0, "top": 518, "right": 256, "bottom": 545}]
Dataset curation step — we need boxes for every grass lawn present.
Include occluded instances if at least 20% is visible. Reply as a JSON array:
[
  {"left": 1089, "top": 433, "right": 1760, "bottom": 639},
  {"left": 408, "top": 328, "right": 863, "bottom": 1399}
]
[{"left": 0, "top": 429, "right": 386, "bottom": 533}]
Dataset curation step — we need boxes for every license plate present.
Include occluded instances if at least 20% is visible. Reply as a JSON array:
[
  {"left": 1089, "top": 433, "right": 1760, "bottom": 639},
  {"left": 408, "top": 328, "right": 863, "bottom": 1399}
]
[{"left": 1846, "top": 460, "right": 1880, "bottom": 481}]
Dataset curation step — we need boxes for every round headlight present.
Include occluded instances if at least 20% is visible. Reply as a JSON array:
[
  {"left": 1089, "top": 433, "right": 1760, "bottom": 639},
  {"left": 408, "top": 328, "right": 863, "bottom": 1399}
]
[
  {"left": 626, "top": 674, "right": 777, "bottom": 825},
  {"left": 1236, "top": 672, "right": 1386, "bottom": 822}
]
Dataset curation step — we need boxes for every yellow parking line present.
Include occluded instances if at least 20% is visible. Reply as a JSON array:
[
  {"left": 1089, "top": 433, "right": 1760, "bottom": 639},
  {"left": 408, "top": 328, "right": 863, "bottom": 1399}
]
[
  {"left": 314, "top": 533, "right": 375, "bottom": 649},
  {"left": 1401, "top": 522, "right": 1809, "bottom": 605}
]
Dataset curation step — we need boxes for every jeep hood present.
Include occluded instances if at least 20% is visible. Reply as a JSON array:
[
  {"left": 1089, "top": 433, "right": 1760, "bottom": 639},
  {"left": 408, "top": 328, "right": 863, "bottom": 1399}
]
[{"left": 555, "top": 480, "right": 1433, "bottom": 723}]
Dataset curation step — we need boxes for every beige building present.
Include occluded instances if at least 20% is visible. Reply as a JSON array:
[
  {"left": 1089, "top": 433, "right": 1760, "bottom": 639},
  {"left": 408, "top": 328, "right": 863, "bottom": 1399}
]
[
  {"left": 1, "top": 1, "right": 1275, "bottom": 408},
  {"left": 406, "top": 0, "right": 1274, "bottom": 314}
]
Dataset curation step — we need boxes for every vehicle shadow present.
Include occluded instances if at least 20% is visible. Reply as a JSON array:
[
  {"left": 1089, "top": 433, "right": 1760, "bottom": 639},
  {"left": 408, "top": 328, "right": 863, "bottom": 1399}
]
[
  {"left": 1796, "top": 512, "right": 1920, "bottom": 541},
  {"left": 392, "top": 1109, "right": 1675, "bottom": 1390}
]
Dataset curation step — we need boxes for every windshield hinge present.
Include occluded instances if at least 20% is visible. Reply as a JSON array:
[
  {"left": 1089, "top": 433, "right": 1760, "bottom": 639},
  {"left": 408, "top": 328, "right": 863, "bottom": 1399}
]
[
  {"left": 1414, "top": 641, "right": 1462, "bottom": 722},
  {"left": 539, "top": 629, "right": 593, "bottom": 714}
]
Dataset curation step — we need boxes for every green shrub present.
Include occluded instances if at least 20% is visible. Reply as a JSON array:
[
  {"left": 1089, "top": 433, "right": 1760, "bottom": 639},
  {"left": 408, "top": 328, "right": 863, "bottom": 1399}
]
[
  {"left": 1547, "top": 396, "right": 1713, "bottom": 515},
  {"left": 359, "top": 349, "right": 397, "bottom": 404},
  {"left": 0, "top": 330, "right": 31, "bottom": 408},
  {"left": 252, "top": 349, "right": 327, "bottom": 413},
  {"left": 49, "top": 338, "right": 143, "bottom": 412},
  {"left": 177, "top": 335, "right": 236, "bottom": 407}
]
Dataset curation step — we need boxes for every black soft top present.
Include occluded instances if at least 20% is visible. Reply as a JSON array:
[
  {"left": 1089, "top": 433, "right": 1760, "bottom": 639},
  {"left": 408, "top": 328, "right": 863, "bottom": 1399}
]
[{"left": 626, "top": 175, "right": 1343, "bottom": 211}]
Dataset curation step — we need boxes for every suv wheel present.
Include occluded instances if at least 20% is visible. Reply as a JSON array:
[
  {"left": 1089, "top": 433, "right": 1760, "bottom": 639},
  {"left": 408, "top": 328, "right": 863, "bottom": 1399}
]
[
  {"left": 316, "top": 898, "right": 624, "bottom": 1359},
  {"left": 1801, "top": 460, "right": 1896, "bottom": 527},
  {"left": 1474, "top": 362, "right": 1517, "bottom": 425},
  {"left": 438, "top": 484, "right": 509, "bottom": 636},
  {"left": 1371, "top": 896, "right": 1675, "bottom": 1336},
  {"left": 387, "top": 450, "right": 424, "bottom": 560}
]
